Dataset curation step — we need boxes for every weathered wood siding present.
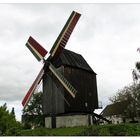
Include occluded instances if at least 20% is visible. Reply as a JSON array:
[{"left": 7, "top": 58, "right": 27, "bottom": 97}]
[
  {"left": 42, "top": 67, "right": 65, "bottom": 115},
  {"left": 42, "top": 65, "right": 98, "bottom": 115},
  {"left": 64, "top": 66, "right": 98, "bottom": 113}
]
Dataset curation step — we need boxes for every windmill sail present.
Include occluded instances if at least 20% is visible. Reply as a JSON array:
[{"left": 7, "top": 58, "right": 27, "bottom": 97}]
[
  {"left": 22, "top": 67, "right": 44, "bottom": 108},
  {"left": 49, "top": 63, "right": 77, "bottom": 98},
  {"left": 50, "top": 11, "right": 81, "bottom": 59},
  {"left": 26, "top": 36, "right": 48, "bottom": 61}
]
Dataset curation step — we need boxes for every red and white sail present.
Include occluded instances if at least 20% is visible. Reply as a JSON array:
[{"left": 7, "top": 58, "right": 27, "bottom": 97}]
[
  {"left": 22, "top": 67, "right": 44, "bottom": 108},
  {"left": 50, "top": 11, "right": 81, "bottom": 59},
  {"left": 26, "top": 36, "right": 48, "bottom": 61}
]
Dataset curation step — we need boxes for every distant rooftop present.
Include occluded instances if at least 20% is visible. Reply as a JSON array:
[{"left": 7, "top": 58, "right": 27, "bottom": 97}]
[{"left": 100, "top": 100, "right": 129, "bottom": 117}]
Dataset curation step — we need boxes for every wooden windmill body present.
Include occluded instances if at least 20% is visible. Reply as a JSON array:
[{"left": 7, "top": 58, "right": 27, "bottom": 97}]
[
  {"left": 22, "top": 11, "right": 100, "bottom": 128},
  {"left": 43, "top": 49, "right": 98, "bottom": 116}
]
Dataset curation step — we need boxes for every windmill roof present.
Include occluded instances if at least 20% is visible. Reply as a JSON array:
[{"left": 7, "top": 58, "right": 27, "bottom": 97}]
[
  {"left": 56, "top": 49, "right": 96, "bottom": 74},
  {"left": 100, "top": 101, "right": 129, "bottom": 117}
]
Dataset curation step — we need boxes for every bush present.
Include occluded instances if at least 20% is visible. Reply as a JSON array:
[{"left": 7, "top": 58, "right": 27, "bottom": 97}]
[
  {"left": 81, "top": 125, "right": 110, "bottom": 136},
  {"left": 98, "top": 127, "right": 110, "bottom": 136},
  {"left": 107, "top": 124, "right": 127, "bottom": 136},
  {"left": 79, "top": 123, "right": 140, "bottom": 136},
  {"left": 0, "top": 104, "right": 22, "bottom": 136}
]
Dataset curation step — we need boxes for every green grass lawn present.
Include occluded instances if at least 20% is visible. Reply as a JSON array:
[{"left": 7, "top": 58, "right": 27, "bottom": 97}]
[
  {"left": 10, "top": 123, "right": 140, "bottom": 136},
  {"left": 16, "top": 126, "right": 85, "bottom": 136}
]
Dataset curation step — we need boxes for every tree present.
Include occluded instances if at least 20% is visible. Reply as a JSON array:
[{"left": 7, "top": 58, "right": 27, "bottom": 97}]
[
  {"left": 109, "top": 83, "right": 140, "bottom": 121},
  {"left": 22, "top": 92, "right": 44, "bottom": 128},
  {"left": 113, "top": 48, "right": 140, "bottom": 120},
  {"left": 132, "top": 48, "right": 140, "bottom": 83},
  {"left": 0, "top": 103, "right": 21, "bottom": 135},
  {"left": 10, "top": 107, "right": 15, "bottom": 119},
  {"left": 2, "top": 103, "right": 7, "bottom": 111}
]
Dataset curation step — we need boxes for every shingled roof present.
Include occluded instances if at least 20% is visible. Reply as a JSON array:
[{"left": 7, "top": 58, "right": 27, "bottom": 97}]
[
  {"left": 54, "top": 49, "right": 96, "bottom": 74},
  {"left": 100, "top": 101, "right": 129, "bottom": 117}
]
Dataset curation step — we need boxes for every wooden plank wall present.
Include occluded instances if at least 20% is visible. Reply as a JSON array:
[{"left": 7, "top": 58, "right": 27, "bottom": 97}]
[
  {"left": 64, "top": 66, "right": 98, "bottom": 113},
  {"left": 42, "top": 67, "right": 65, "bottom": 115}
]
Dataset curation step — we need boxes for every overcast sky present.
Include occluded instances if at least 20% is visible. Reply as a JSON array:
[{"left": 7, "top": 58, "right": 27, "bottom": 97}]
[{"left": 0, "top": 3, "right": 140, "bottom": 121}]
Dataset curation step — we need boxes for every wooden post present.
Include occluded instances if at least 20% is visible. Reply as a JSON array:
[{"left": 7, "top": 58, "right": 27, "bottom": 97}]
[{"left": 51, "top": 114, "right": 56, "bottom": 128}]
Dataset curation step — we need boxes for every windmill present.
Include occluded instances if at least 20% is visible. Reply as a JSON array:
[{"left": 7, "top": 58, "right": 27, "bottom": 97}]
[
  {"left": 22, "top": 11, "right": 81, "bottom": 111},
  {"left": 22, "top": 11, "right": 102, "bottom": 128}
]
